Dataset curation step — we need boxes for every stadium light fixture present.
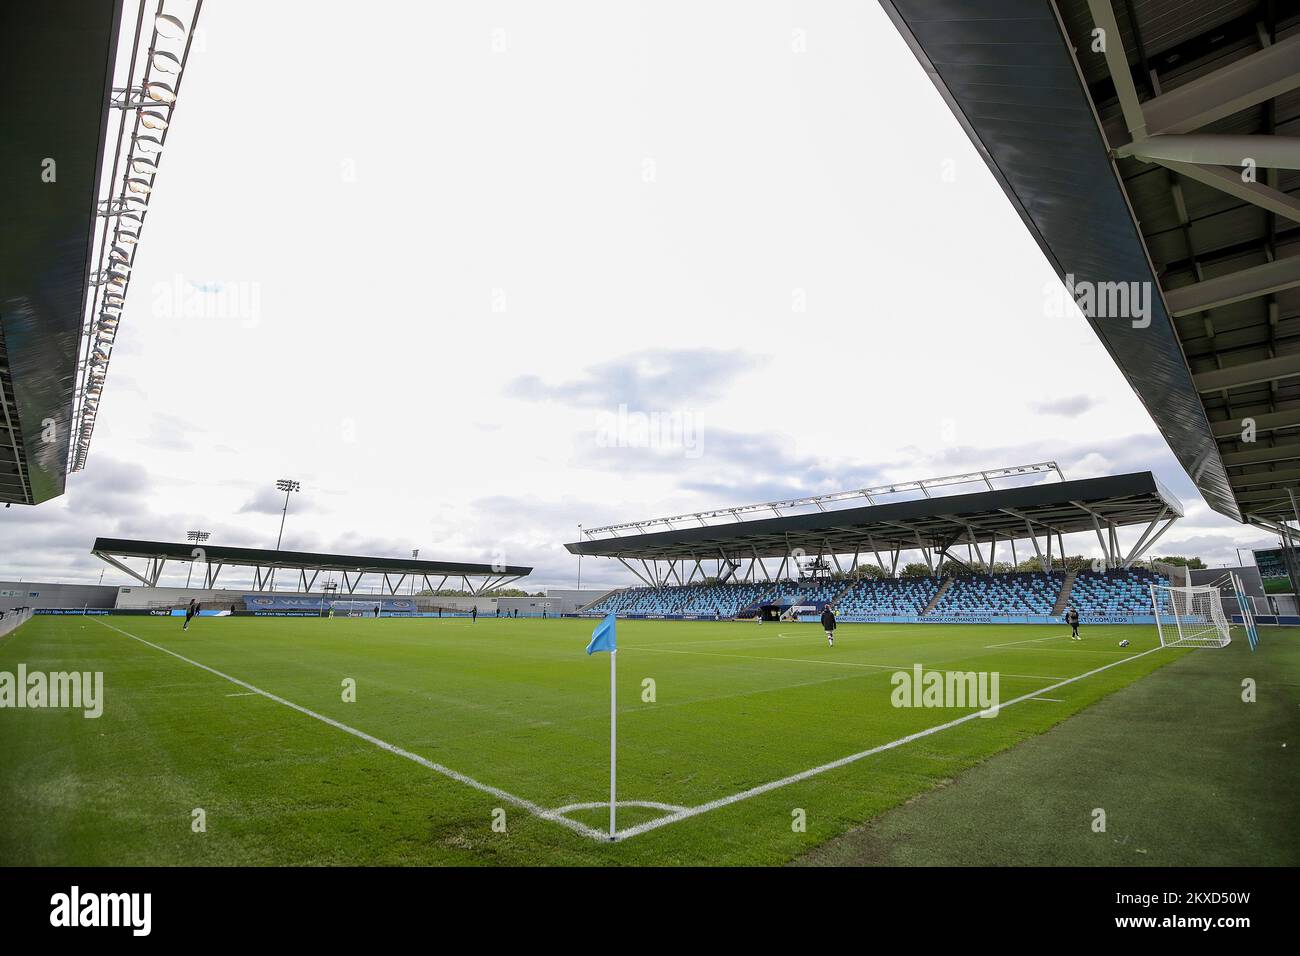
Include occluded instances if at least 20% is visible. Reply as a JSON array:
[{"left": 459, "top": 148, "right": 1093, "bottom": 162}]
[
  {"left": 184, "top": 530, "right": 210, "bottom": 588},
  {"left": 152, "top": 50, "right": 182, "bottom": 74},
  {"left": 144, "top": 80, "right": 176, "bottom": 104},
  {"left": 155, "top": 13, "right": 187, "bottom": 39},
  {"left": 270, "top": 479, "right": 301, "bottom": 591},
  {"left": 71, "top": 0, "right": 204, "bottom": 475}
]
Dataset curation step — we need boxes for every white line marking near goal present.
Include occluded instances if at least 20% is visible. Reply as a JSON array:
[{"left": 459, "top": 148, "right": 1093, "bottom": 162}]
[
  {"left": 92, "top": 619, "right": 608, "bottom": 843},
  {"left": 610, "top": 646, "right": 1163, "bottom": 841},
  {"left": 225, "top": 692, "right": 256, "bottom": 697},
  {"left": 1030, "top": 697, "right": 1064, "bottom": 702},
  {"left": 984, "top": 633, "right": 1072, "bottom": 648}
]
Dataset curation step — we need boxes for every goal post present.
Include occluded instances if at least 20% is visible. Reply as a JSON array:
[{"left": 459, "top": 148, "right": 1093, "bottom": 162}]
[
  {"left": 1228, "top": 571, "right": 1260, "bottom": 652},
  {"left": 1149, "top": 583, "right": 1231, "bottom": 648}
]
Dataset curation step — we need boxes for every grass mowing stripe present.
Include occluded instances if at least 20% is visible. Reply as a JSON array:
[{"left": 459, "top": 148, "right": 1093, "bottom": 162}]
[
  {"left": 3, "top": 616, "right": 1191, "bottom": 861},
  {"left": 92, "top": 618, "right": 609, "bottom": 843},
  {"left": 613, "top": 645, "right": 1162, "bottom": 841},
  {"left": 635, "top": 644, "right": 1066, "bottom": 681}
]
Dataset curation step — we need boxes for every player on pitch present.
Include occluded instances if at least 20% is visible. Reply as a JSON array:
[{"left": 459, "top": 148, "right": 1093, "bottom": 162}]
[
  {"left": 1065, "top": 606, "right": 1081, "bottom": 640},
  {"left": 821, "top": 603, "right": 837, "bottom": 647}
]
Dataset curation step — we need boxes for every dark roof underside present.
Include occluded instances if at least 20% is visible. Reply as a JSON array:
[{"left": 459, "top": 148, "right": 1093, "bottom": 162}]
[
  {"left": 566, "top": 472, "right": 1181, "bottom": 560},
  {"left": 0, "top": 1, "right": 122, "bottom": 504},
  {"left": 880, "top": 0, "right": 1300, "bottom": 527},
  {"left": 873, "top": 0, "right": 1300, "bottom": 528},
  {"left": 91, "top": 538, "right": 532, "bottom": 577}
]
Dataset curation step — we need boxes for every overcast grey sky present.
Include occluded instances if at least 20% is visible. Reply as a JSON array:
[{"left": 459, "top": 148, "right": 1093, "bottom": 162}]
[{"left": 2, "top": 0, "right": 1281, "bottom": 589}]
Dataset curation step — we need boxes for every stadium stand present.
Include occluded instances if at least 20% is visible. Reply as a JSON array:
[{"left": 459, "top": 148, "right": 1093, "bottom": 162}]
[
  {"left": 586, "top": 582, "right": 776, "bottom": 617},
  {"left": 584, "top": 567, "right": 1172, "bottom": 621},
  {"left": 835, "top": 576, "right": 942, "bottom": 617},
  {"left": 932, "top": 572, "right": 1062, "bottom": 618},
  {"left": 1064, "top": 568, "right": 1169, "bottom": 616}
]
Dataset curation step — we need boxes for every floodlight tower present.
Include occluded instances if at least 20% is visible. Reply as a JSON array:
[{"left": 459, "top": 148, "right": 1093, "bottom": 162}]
[
  {"left": 411, "top": 549, "right": 419, "bottom": 595},
  {"left": 185, "top": 530, "right": 210, "bottom": 589},
  {"left": 270, "top": 478, "right": 300, "bottom": 591}
]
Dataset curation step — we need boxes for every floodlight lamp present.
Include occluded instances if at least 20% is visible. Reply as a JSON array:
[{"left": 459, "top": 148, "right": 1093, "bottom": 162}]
[
  {"left": 139, "top": 110, "right": 169, "bottom": 131},
  {"left": 145, "top": 80, "right": 176, "bottom": 104},
  {"left": 152, "top": 50, "right": 181, "bottom": 74},
  {"left": 134, "top": 134, "right": 163, "bottom": 154},
  {"left": 130, "top": 156, "right": 158, "bottom": 175},
  {"left": 126, "top": 177, "right": 152, "bottom": 195},
  {"left": 155, "top": 13, "right": 187, "bottom": 39}
]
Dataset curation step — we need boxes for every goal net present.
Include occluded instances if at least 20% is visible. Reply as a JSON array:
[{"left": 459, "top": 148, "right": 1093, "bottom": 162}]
[
  {"left": 329, "top": 600, "right": 378, "bottom": 617},
  {"left": 1149, "top": 583, "right": 1231, "bottom": 648}
]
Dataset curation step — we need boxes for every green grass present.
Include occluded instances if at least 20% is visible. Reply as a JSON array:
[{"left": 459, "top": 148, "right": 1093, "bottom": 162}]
[
  {"left": 797, "top": 627, "right": 1299, "bottom": 866},
  {"left": 0, "top": 614, "right": 1290, "bottom": 865}
]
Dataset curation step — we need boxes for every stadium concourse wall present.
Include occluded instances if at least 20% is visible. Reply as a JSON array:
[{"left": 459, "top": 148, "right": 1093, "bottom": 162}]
[
  {"left": 0, "top": 581, "right": 118, "bottom": 612},
  {"left": 5, "top": 582, "right": 607, "bottom": 618}
]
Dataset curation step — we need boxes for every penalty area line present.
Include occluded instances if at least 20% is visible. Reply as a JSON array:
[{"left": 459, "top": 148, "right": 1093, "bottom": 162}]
[
  {"left": 984, "top": 633, "right": 1072, "bottom": 649},
  {"left": 91, "top": 619, "right": 608, "bottom": 843},
  {"left": 611, "top": 645, "right": 1163, "bottom": 842}
]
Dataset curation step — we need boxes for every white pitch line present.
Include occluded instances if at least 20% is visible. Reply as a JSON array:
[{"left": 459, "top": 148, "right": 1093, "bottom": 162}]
[
  {"left": 92, "top": 618, "right": 1164, "bottom": 844},
  {"left": 552, "top": 800, "right": 688, "bottom": 816},
  {"left": 224, "top": 692, "right": 256, "bottom": 697},
  {"left": 92, "top": 619, "right": 608, "bottom": 843},
  {"left": 1030, "top": 697, "right": 1064, "bottom": 702},
  {"left": 984, "top": 633, "right": 1072, "bottom": 648},
  {"left": 611, "top": 645, "right": 1163, "bottom": 841}
]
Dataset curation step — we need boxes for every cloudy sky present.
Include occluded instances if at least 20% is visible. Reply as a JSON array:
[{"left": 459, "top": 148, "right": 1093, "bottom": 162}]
[{"left": 2, "top": 0, "right": 1281, "bottom": 590}]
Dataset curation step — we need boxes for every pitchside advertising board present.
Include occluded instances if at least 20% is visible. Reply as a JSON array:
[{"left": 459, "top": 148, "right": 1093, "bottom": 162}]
[
  {"left": 607, "top": 612, "right": 1157, "bottom": 624},
  {"left": 1253, "top": 547, "right": 1296, "bottom": 594}
]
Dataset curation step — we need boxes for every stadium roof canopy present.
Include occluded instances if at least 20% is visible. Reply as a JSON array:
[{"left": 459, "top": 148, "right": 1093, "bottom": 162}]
[
  {"left": 91, "top": 538, "right": 533, "bottom": 595},
  {"left": 878, "top": 0, "right": 1300, "bottom": 534},
  {"left": 565, "top": 471, "right": 1182, "bottom": 585},
  {"left": 1, "top": 1, "right": 122, "bottom": 504}
]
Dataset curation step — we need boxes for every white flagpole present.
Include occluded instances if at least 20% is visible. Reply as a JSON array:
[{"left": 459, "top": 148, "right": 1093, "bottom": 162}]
[{"left": 609, "top": 647, "right": 617, "bottom": 839}]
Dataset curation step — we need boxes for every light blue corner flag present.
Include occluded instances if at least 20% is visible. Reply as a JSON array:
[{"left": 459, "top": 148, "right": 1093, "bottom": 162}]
[{"left": 586, "top": 613, "right": 617, "bottom": 654}]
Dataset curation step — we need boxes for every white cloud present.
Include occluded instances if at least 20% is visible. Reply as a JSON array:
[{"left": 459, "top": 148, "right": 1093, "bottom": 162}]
[{"left": 5, "top": 0, "right": 1271, "bottom": 590}]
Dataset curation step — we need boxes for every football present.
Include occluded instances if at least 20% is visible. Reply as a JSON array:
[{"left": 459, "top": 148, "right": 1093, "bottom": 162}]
[{"left": 1119, "top": 640, "right": 1130, "bottom": 648}]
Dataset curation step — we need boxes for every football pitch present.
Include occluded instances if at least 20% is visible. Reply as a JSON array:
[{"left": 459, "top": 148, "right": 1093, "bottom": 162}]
[{"left": 0, "top": 614, "right": 1292, "bottom": 866}]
